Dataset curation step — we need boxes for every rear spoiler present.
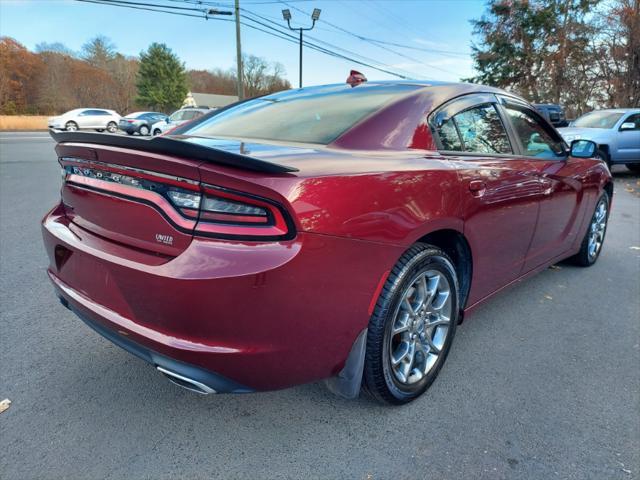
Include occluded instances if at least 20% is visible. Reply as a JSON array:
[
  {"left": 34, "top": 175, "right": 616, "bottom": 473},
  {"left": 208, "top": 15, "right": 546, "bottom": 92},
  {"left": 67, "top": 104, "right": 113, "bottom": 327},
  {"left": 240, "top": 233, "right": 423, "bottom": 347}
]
[{"left": 49, "top": 130, "right": 298, "bottom": 174}]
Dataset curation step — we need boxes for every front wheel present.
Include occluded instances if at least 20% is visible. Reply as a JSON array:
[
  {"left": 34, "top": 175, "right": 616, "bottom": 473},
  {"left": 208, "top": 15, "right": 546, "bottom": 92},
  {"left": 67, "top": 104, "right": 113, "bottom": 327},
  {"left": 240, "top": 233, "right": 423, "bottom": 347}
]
[
  {"left": 153, "top": 129, "right": 162, "bottom": 136},
  {"left": 570, "top": 193, "right": 610, "bottom": 266},
  {"left": 138, "top": 125, "right": 150, "bottom": 136},
  {"left": 65, "top": 121, "right": 78, "bottom": 132},
  {"left": 364, "top": 244, "right": 459, "bottom": 405}
]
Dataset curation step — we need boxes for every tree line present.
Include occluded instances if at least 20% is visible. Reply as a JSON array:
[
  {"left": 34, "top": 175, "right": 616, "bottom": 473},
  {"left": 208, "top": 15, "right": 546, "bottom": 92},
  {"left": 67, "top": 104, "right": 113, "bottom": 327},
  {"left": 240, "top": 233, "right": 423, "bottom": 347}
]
[
  {"left": 469, "top": 0, "right": 639, "bottom": 117},
  {"left": 0, "top": 35, "right": 291, "bottom": 115}
]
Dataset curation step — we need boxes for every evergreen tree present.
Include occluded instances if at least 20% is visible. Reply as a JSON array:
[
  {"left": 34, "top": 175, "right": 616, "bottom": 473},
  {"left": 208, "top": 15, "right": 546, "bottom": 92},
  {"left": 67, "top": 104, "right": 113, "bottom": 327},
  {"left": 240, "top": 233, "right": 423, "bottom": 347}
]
[
  {"left": 136, "top": 43, "right": 187, "bottom": 112},
  {"left": 468, "top": 0, "right": 601, "bottom": 115}
]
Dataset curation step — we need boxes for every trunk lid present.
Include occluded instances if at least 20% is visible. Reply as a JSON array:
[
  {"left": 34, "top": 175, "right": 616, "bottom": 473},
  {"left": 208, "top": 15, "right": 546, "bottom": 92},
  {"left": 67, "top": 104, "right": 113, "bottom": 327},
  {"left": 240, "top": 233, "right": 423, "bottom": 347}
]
[{"left": 57, "top": 142, "right": 203, "bottom": 257}]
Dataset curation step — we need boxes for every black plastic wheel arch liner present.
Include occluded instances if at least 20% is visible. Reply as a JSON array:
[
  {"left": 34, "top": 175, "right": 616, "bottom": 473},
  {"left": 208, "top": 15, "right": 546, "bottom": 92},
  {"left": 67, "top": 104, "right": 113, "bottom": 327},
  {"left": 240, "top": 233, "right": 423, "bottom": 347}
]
[{"left": 49, "top": 129, "right": 298, "bottom": 174}]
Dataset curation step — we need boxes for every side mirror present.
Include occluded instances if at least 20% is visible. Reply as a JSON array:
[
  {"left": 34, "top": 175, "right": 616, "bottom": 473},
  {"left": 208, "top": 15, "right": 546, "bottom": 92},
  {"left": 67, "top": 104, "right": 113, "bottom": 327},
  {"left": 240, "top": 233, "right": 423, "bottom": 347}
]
[
  {"left": 620, "top": 122, "right": 635, "bottom": 131},
  {"left": 166, "top": 118, "right": 170, "bottom": 123},
  {"left": 570, "top": 139, "right": 597, "bottom": 158}
]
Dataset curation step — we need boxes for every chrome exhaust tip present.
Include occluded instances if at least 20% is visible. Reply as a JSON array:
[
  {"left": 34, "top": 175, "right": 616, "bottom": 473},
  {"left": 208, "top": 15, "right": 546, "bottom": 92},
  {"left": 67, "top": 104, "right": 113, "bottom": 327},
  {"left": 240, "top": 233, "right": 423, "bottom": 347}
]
[{"left": 156, "top": 366, "right": 217, "bottom": 394}]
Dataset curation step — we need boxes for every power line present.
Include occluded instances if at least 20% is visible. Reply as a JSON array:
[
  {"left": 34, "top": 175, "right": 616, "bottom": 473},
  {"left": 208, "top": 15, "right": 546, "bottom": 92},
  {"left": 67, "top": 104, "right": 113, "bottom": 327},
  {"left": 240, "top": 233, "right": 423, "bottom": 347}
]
[
  {"left": 240, "top": 9, "right": 420, "bottom": 78},
  {"left": 76, "top": 0, "right": 413, "bottom": 79},
  {"left": 76, "top": 0, "right": 231, "bottom": 19},
  {"left": 277, "top": 0, "right": 466, "bottom": 76}
]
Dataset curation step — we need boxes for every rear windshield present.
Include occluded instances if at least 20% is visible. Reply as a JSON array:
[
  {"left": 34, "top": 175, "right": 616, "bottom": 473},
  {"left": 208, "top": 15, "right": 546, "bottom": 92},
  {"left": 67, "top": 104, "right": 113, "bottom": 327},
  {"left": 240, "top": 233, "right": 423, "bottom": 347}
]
[
  {"left": 183, "top": 84, "right": 418, "bottom": 145},
  {"left": 573, "top": 111, "right": 624, "bottom": 129}
]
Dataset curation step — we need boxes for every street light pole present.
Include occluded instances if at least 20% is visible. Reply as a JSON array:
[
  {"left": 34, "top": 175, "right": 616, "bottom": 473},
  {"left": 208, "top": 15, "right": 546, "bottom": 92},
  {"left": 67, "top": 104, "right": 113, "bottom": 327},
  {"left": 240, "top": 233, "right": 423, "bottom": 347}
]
[
  {"left": 282, "top": 8, "right": 321, "bottom": 89},
  {"left": 299, "top": 29, "right": 303, "bottom": 89}
]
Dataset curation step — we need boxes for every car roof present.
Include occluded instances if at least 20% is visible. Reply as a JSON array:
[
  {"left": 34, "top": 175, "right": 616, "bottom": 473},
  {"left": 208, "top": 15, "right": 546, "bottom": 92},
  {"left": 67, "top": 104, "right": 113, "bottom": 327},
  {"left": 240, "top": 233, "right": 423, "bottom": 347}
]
[{"left": 588, "top": 108, "right": 640, "bottom": 114}]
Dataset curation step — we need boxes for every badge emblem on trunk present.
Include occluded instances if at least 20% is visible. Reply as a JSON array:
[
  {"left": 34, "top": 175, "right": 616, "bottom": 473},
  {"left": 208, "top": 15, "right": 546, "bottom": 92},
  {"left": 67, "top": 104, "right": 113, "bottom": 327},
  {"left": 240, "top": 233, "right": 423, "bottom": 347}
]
[{"left": 155, "top": 233, "right": 174, "bottom": 245}]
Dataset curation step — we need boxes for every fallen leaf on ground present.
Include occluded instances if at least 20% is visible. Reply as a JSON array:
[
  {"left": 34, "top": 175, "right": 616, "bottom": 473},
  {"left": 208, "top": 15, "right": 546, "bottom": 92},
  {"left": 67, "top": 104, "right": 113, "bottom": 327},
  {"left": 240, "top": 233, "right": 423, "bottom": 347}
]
[
  {"left": 549, "top": 265, "right": 562, "bottom": 270},
  {"left": 0, "top": 399, "right": 11, "bottom": 414},
  {"left": 630, "top": 246, "right": 640, "bottom": 251},
  {"left": 544, "top": 295, "right": 553, "bottom": 300}
]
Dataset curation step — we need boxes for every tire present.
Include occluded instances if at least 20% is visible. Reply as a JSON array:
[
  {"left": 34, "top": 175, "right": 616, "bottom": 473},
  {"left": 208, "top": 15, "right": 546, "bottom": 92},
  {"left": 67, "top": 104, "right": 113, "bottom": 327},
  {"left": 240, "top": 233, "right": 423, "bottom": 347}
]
[
  {"left": 364, "top": 243, "right": 460, "bottom": 405},
  {"left": 626, "top": 164, "right": 640, "bottom": 173},
  {"left": 126, "top": 131, "right": 133, "bottom": 135},
  {"left": 65, "top": 121, "right": 78, "bottom": 132},
  {"left": 594, "top": 148, "right": 611, "bottom": 170},
  {"left": 95, "top": 129, "right": 104, "bottom": 132},
  {"left": 138, "top": 125, "right": 150, "bottom": 136},
  {"left": 570, "top": 192, "right": 610, "bottom": 267},
  {"left": 106, "top": 122, "right": 117, "bottom": 133},
  {"left": 153, "top": 129, "right": 162, "bottom": 136}
]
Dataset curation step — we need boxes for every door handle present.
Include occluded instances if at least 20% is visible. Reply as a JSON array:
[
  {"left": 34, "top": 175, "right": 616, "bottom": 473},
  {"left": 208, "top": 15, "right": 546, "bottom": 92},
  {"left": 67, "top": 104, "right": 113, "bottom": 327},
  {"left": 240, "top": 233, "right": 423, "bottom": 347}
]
[{"left": 468, "top": 179, "right": 486, "bottom": 193}]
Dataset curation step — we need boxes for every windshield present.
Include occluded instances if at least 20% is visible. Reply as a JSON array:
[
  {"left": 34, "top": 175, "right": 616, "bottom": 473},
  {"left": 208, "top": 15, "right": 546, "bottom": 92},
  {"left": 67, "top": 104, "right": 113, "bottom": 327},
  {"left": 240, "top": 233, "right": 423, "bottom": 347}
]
[
  {"left": 573, "top": 111, "right": 624, "bottom": 129},
  {"left": 183, "top": 84, "right": 419, "bottom": 144}
]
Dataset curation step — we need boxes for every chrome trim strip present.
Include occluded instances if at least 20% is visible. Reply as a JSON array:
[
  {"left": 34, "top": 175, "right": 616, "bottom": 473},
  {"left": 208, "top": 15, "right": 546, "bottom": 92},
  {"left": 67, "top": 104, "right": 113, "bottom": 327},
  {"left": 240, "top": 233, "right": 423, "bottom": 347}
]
[{"left": 60, "top": 156, "right": 199, "bottom": 185}]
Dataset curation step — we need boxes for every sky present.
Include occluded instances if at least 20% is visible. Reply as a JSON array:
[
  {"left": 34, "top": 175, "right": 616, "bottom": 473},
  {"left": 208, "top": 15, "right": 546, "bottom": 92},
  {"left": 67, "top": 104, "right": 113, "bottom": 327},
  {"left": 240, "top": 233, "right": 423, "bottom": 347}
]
[{"left": 0, "top": 0, "right": 487, "bottom": 86}]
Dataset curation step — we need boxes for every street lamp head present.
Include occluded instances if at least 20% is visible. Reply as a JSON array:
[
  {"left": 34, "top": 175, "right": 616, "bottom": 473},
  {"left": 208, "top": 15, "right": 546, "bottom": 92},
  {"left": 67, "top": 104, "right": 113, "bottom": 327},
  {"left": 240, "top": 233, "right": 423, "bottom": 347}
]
[
  {"left": 311, "top": 8, "right": 321, "bottom": 21},
  {"left": 282, "top": 9, "right": 292, "bottom": 21}
]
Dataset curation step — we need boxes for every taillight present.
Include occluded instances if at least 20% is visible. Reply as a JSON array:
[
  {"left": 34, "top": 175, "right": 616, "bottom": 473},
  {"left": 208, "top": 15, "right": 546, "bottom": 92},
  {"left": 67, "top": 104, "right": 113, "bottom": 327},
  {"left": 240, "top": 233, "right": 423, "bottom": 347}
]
[
  {"left": 194, "top": 184, "right": 294, "bottom": 240},
  {"left": 61, "top": 159, "right": 295, "bottom": 241}
]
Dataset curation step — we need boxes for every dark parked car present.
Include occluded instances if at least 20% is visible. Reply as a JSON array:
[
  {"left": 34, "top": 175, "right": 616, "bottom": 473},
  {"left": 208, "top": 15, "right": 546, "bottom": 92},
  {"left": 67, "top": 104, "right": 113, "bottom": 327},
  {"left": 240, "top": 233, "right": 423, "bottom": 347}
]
[
  {"left": 118, "top": 111, "right": 168, "bottom": 136},
  {"left": 534, "top": 103, "right": 568, "bottom": 127},
  {"left": 43, "top": 81, "right": 611, "bottom": 405}
]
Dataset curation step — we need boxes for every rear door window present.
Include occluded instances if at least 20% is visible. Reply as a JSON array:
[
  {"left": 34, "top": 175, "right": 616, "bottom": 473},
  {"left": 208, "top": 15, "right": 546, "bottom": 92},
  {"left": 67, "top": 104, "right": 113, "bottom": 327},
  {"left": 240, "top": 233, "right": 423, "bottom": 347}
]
[
  {"left": 454, "top": 105, "right": 512, "bottom": 154},
  {"left": 435, "top": 103, "right": 512, "bottom": 154}
]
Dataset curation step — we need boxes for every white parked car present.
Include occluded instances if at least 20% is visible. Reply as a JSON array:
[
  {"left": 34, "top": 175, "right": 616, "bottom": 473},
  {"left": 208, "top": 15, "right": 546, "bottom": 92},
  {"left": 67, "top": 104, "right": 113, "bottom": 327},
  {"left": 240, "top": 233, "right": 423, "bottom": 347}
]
[
  {"left": 48, "top": 108, "right": 121, "bottom": 133},
  {"left": 151, "top": 107, "right": 210, "bottom": 136}
]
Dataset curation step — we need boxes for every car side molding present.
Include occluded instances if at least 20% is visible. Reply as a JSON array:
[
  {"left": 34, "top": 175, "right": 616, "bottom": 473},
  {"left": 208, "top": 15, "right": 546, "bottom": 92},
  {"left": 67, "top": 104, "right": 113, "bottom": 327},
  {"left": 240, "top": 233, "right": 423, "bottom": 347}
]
[{"left": 49, "top": 129, "right": 299, "bottom": 174}]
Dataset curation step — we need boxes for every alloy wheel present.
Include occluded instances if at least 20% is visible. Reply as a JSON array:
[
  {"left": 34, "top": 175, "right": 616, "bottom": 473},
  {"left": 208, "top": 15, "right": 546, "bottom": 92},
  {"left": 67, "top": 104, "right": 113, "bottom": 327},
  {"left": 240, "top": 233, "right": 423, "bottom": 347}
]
[
  {"left": 389, "top": 270, "right": 452, "bottom": 385},
  {"left": 65, "top": 122, "right": 78, "bottom": 132},
  {"left": 587, "top": 198, "right": 608, "bottom": 260}
]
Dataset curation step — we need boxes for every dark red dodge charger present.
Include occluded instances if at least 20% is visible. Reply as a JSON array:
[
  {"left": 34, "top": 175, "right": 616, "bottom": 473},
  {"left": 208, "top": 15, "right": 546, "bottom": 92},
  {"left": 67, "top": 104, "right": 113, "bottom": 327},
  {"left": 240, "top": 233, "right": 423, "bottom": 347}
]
[{"left": 42, "top": 81, "right": 611, "bottom": 404}]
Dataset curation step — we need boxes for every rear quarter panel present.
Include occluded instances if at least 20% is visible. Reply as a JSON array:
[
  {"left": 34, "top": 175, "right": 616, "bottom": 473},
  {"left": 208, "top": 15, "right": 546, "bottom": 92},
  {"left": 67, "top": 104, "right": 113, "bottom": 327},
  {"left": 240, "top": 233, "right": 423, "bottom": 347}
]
[{"left": 285, "top": 157, "right": 464, "bottom": 245}]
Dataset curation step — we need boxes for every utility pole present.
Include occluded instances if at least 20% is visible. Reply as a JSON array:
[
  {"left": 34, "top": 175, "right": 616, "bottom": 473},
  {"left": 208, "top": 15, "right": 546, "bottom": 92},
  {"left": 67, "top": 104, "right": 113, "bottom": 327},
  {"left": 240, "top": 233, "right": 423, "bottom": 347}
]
[
  {"left": 282, "top": 8, "right": 321, "bottom": 88},
  {"left": 235, "top": 0, "right": 245, "bottom": 100},
  {"left": 205, "top": 6, "right": 241, "bottom": 99}
]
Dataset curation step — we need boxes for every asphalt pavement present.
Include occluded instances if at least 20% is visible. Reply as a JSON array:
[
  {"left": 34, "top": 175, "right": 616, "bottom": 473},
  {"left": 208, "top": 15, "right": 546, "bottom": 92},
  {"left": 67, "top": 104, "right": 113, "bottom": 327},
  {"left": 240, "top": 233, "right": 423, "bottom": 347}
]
[{"left": 1, "top": 131, "right": 639, "bottom": 480}]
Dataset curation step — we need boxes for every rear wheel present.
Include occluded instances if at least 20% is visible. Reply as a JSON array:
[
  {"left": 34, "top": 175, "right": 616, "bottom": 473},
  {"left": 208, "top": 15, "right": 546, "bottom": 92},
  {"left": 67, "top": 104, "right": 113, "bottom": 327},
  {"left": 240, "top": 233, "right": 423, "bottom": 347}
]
[
  {"left": 364, "top": 244, "right": 459, "bottom": 405},
  {"left": 627, "top": 164, "right": 640, "bottom": 173},
  {"left": 106, "top": 122, "right": 117, "bottom": 133},
  {"left": 139, "top": 125, "right": 150, "bottom": 136},
  {"left": 570, "top": 193, "right": 610, "bottom": 266},
  {"left": 65, "top": 121, "right": 78, "bottom": 132}
]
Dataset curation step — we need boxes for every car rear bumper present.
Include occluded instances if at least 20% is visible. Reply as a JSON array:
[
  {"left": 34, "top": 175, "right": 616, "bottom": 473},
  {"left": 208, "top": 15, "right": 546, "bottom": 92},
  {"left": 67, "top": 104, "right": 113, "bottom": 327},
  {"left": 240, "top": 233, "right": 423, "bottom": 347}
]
[
  {"left": 42, "top": 203, "right": 403, "bottom": 391},
  {"left": 55, "top": 288, "right": 253, "bottom": 393}
]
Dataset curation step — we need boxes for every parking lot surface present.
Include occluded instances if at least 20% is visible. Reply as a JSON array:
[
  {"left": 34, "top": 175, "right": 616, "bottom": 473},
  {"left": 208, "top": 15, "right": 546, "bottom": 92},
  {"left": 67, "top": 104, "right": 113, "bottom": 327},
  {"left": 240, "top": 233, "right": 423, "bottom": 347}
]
[{"left": 1, "top": 131, "right": 639, "bottom": 479}]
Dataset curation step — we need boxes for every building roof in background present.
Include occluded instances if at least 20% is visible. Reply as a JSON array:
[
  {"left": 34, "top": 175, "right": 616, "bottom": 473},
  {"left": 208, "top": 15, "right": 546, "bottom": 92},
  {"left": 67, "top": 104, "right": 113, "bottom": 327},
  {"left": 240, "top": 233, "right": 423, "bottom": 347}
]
[{"left": 183, "top": 92, "right": 239, "bottom": 109}]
